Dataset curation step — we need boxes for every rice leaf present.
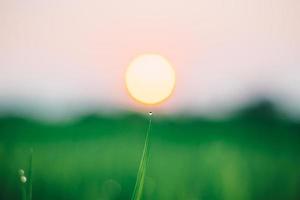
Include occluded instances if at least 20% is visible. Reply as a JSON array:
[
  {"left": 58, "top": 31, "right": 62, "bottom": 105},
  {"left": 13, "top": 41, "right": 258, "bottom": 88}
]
[
  {"left": 26, "top": 148, "right": 33, "bottom": 200},
  {"left": 131, "top": 114, "right": 152, "bottom": 200}
]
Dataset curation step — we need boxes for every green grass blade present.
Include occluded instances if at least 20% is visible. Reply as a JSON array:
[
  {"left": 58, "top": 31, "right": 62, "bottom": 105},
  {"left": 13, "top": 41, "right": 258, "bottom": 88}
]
[
  {"left": 21, "top": 181, "right": 26, "bottom": 200},
  {"left": 131, "top": 115, "right": 152, "bottom": 200},
  {"left": 27, "top": 148, "right": 33, "bottom": 200}
]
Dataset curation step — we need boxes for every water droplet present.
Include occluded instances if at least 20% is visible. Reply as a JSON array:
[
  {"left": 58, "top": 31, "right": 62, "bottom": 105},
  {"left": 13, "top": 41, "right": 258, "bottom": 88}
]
[
  {"left": 20, "top": 176, "right": 27, "bottom": 183},
  {"left": 18, "top": 169, "right": 25, "bottom": 176},
  {"left": 149, "top": 112, "right": 153, "bottom": 116}
]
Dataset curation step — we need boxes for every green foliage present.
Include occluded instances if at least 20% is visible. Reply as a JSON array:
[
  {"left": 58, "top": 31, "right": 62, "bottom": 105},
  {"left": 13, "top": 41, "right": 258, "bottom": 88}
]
[
  {"left": 27, "top": 149, "right": 33, "bottom": 200},
  {"left": 0, "top": 102, "right": 300, "bottom": 200},
  {"left": 18, "top": 150, "right": 33, "bottom": 200},
  {"left": 131, "top": 116, "right": 152, "bottom": 200}
]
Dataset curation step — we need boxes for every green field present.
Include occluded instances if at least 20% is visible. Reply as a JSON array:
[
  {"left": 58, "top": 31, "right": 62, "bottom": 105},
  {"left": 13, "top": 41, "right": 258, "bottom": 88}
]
[{"left": 1, "top": 102, "right": 300, "bottom": 200}]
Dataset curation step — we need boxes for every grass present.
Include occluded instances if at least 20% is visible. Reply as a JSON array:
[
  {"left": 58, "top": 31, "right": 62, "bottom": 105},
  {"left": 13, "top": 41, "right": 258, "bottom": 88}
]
[
  {"left": 1, "top": 103, "right": 300, "bottom": 199},
  {"left": 27, "top": 149, "right": 33, "bottom": 200},
  {"left": 131, "top": 112, "right": 152, "bottom": 200},
  {"left": 19, "top": 149, "right": 33, "bottom": 200}
]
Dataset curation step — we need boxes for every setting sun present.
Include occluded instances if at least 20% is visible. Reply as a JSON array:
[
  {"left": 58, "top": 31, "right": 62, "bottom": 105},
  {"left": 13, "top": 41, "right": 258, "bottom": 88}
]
[{"left": 125, "top": 54, "right": 176, "bottom": 105}]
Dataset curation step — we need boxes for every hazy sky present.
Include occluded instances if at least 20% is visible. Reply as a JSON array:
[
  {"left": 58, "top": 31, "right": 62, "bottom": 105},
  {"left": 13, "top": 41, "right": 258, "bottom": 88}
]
[{"left": 0, "top": 0, "right": 300, "bottom": 119}]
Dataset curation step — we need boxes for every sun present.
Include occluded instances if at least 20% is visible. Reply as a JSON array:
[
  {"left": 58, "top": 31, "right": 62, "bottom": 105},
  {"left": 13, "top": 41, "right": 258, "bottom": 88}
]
[{"left": 125, "top": 54, "right": 176, "bottom": 105}]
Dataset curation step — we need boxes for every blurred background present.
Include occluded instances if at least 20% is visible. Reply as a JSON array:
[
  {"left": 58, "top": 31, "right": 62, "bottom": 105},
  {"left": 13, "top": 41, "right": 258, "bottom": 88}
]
[{"left": 1, "top": 0, "right": 300, "bottom": 199}]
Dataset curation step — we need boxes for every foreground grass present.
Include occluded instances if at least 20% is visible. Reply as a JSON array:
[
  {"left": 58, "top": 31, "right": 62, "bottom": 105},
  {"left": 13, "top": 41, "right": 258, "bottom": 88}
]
[
  {"left": 19, "top": 149, "right": 33, "bottom": 200},
  {"left": 1, "top": 103, "right": 300, "bottom": 199},
  {"left": 131, "top": 113, "right": 152, "bottom": 200}
]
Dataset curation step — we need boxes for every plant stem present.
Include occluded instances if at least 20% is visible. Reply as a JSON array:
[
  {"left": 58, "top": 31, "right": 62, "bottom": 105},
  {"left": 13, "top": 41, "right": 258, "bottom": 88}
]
[
  {"left": 27, "top": 148, "right": 33, "bottom": 200},
  {"left": 131, "top": 113, "right": 152, "bottom": 200},
  {"left": 21, "top": 182, "right": 26, "bottom": 200}
]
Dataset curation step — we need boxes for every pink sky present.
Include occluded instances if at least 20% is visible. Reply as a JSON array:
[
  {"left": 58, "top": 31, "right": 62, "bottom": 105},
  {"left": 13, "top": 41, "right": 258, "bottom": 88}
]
[{"left": 0, "top": 0, "right": 300, "bottom": 119}]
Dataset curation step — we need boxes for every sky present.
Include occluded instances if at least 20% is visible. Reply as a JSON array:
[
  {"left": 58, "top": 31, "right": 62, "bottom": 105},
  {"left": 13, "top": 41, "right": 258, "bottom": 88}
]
[{"left": 0, "top": 0, "right": 300, "bottom": 119}]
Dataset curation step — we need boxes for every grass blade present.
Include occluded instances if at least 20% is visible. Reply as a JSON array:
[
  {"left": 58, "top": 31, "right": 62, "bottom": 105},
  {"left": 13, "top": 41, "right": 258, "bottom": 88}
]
[
  {"left": 21, "top": 180, "right": 26, "bottom": 200},
  {"left": 26, "top": 148, "right": 33, "bottom": 200},
  {"left": 131, "top": 113, "right": 152, "bottom": 200}
]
